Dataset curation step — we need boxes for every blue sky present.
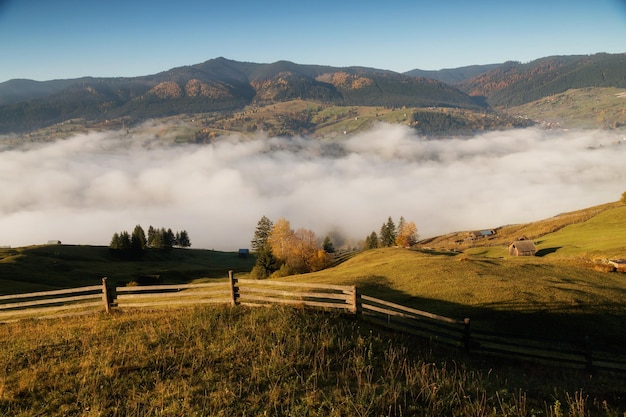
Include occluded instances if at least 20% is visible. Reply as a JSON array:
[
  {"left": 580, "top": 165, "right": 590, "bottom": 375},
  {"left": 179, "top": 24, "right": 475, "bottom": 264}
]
[{"left": 0, "top": 0, "right": 624, "bottom": 82}]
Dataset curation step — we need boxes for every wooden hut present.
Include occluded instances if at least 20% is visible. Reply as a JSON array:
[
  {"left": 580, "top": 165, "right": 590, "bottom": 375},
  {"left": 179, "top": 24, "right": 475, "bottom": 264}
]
[{"left": 508, "top": 240, "right": 537, "bottom": 256}]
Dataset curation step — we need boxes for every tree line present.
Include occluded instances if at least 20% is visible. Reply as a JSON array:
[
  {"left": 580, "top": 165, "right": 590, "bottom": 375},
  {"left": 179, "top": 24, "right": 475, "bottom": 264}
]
[
  {"left": 364, "top": 216, "right": 419, "bottom": 250},
  {"left": 249, "top": 215, "right": 419, "bottom": 279},
  {"left": 249, "top": 216, "right": 335, "bottom": 279},
  {"left": 110, "top": 225, "right": 190, "bottom": 257}
]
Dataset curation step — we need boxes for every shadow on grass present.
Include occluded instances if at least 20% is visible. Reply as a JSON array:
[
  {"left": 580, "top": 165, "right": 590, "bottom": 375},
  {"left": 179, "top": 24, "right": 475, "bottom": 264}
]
[
  {"left": 355, "top": 275, "right": 626, "bottom": 351},
  {"left": 536, "top": 247, "right": 562, "bottom": 257}
]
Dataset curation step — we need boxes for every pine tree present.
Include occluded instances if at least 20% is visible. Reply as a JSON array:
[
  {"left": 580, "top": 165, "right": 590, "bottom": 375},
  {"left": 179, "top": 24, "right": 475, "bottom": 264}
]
[
  {"left": 323, "top": 235, "right": 335, "bottom": 253},
  {"left": 131, "top": 225, "right": 147, "bottom": 254},
  {"left": 380, "top": 216, "right": 396, "bottom": 247},
  {"left": 177, "top": 230, "right": 191, "bottom": 248},
  {"left": 110, "top": 232, "right": 121, "bottom": 250},
  {"left": 147, "top": 226, "right": 156, "bottom": 247},
  {"left": 364, "top": 231, "right": 378, "bottom": 250},
  {"left": 251, "top": 216, "right": 273, "bottom": 253}
]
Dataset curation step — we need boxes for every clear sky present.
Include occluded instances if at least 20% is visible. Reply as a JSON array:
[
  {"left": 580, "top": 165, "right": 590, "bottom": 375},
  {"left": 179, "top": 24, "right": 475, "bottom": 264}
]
[{"left": 0, "top": 0, "right": 624, "bottom": 83}]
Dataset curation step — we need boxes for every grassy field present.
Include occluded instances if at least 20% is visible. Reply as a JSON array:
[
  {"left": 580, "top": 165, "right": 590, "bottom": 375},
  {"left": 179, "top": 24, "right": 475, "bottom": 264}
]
[
  {"left": 503, "top": 87, "right": 626, "bottom": 129},
  {"left": 1, "top": 306, "right": 624, "bottom": 416},
  {"left": 0, "top": 245, "right": 255, "bottom": 295},
  {"left": 2, "top": 201, "right": 626, "bottom": 415}
]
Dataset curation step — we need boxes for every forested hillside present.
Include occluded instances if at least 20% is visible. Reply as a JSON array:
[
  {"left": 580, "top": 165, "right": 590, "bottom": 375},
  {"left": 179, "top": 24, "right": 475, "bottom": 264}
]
[{"left": 0, "top": 58, "right": 482, "bottom": 134}]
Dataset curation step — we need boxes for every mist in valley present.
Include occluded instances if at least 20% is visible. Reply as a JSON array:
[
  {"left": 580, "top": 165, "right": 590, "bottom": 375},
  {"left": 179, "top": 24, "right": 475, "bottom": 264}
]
[{"left": 1, "top": 123, "right": 625, "bottom": 250}]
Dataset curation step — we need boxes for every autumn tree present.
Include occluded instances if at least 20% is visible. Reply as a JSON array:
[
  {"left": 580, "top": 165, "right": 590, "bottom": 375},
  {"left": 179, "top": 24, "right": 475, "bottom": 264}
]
[
  {"left": 266, "top": 218, "right": 330, "bottom": 275},
  {"left": 396, "top": 220, "right": 419, "bottom": 247},
  {"left": 622, "top": 191, "right": 626, "bottom": 204},
  {"left": 268, "top": 217, "right": 293, "bottom": 261}
]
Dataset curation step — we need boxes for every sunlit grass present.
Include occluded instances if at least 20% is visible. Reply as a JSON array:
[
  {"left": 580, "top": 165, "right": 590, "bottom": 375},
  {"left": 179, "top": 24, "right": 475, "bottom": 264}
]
[{"left": 1, "top": 306, "right": 623, "bottom": 416}]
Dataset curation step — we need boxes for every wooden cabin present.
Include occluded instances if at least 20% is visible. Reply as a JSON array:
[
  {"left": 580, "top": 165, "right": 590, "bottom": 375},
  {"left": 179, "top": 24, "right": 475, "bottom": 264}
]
[{"left": 508, "top": 240, "right": 537, "bottom": 256}]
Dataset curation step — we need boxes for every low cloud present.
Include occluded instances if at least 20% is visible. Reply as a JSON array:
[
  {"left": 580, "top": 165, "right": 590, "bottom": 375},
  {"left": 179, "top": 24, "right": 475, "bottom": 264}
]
[{"left": 1, "top": 124, "right": 625, "bottom": 250}]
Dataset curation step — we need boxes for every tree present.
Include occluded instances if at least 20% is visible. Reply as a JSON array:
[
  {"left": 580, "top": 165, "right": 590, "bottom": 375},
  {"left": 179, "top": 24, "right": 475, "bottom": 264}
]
[
  {"left": 147, "top": 226, "right": 156, "bottom": 247},
  {"left": 622, "top": 191, "right": 626, "bottom": 204},
  {"left": 131, "top": 225, "right": 147, "bottom": 254},
  {"left": 110, "top": 232, "right": 121, "bottom": 250},
  {"left": 268, "top": 217, "right": 293, "bottom": 261},
  {"left": 364, "top": 231, "right": 379, "bottom": 250},
  {"left": 251, "top": 215, "right": 273, "bottom": 253},
  {"left": 380, "top": 216, "right": 396, "bottom": 247},
  {"left": 396, "top": 220, "right": 419, "bottom": 247},
  {"left": 176, "top": 230, "right": 191, "bottom": 248},
  {"left": 250, "top": 247, "right": 280, "bottom": 279},
  {"left": 323, "top": 235, "right": 335, "bottom": 253},
  {"left": 118, "top": 231, "right": 131, "bottom": 251}
]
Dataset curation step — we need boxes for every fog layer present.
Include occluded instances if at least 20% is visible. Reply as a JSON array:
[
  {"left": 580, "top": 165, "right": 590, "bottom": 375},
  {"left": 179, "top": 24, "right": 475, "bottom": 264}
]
[{"left": 1, "top": 124, "right": 624, "bottom": 249}]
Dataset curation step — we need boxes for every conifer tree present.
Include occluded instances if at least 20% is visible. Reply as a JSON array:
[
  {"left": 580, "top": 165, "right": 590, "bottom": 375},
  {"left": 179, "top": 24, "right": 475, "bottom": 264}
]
[
  {"left": 251, "top": 215, "right": 273, "bottom": 253},
  {"left": 323, "top": 235, "right": 335, "bottom": 253},
  {"left": 380, "top": 216, "right": 396, "bottom": 247}
]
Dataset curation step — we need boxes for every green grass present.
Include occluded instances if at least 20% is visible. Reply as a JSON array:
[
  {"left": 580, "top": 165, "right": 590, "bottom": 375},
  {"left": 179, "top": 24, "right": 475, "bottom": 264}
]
[
  {"left": 3, "top": 202, "right": 626, "bottom": 415},
  {"left": 290, "top": 248, "right": 626, "bottom": 346},
  {"left": 1, "top": 306, "right": 624, "bottom": 416},
  {"left": 534, "top": 205, "right": 626, "bottom": 259},
  {"left": 504, "top": 87, "right": 626, "bottom": 129}
]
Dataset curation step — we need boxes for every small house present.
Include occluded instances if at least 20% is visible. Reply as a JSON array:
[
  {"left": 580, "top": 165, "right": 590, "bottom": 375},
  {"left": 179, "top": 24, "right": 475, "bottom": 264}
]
[
  {"left": 469, "top": 229, "right": 496, "bottom": 239},
  {"left": 508, "top": 240, "right": 537, "bottom": 256},
  {"left": 238, "top": 248, "right": 249, "bottom": 258}
]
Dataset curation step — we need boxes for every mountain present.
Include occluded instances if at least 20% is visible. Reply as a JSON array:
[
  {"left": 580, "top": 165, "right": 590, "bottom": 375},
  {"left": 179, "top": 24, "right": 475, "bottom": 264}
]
[
  {"left": 456, "top": 53, "right": 626, "bottom": 107},
  {"left": 403, "top": 64, "right": 502, "bottom": 84},
  {"left": 0, "top": 58, "right": 483, "bottom": 134}
]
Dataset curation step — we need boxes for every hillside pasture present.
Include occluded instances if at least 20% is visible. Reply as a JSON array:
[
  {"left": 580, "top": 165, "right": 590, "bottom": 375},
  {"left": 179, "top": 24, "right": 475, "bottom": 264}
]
[
  {"left": 292, "top": 248, "right": 626, "bottom": 348},
  {"left": 0, "top": 245, "right": 255, "bottom": 295}
]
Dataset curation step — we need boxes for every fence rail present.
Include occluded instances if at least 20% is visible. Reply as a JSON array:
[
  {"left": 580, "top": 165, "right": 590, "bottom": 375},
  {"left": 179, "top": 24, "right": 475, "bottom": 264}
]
[
  {"left": 2, "top": 273, "right": 625, "bottom": 373},
  {"left": 360, "top": 294, "right": 469, "bottom": 350},
  {"left": 0, "top": 281, "right": 108, "bottom": 323}
]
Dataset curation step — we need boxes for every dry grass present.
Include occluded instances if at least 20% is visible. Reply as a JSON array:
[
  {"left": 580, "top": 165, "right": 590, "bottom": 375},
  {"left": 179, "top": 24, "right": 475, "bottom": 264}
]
[{"left": 1, "top": 306, "right": 624, "bottom": 416}]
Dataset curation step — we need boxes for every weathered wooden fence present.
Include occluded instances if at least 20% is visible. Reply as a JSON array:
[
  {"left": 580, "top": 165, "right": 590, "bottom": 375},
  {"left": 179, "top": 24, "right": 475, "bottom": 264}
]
[
  {"left": 0, "top": 279, "right": 109, "bottom": 323},
  {"left": 359, "top": 294, "right": 470, "bottom": 350},
  {"left": 2, "top": 273, "right": 625, "bottom": 373},
  {"left": 114, "top": 272, "right": 358, "bottom": 313}
]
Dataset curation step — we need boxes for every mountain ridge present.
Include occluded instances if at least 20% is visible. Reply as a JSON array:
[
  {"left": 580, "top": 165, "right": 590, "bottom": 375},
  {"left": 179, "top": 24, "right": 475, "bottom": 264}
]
[{"left": 0, "top": 53, "right": 624, "bottom": 135}]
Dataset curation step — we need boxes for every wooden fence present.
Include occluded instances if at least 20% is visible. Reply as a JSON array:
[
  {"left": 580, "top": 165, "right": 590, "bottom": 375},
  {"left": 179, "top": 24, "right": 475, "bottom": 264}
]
[
  {"left": 0, "top": 279, "right": 109, "bottom": 323},
  {"left": 114, "top": 272, "right": 358, "bottom": 313},
  {"left": 2, "top": 273, "right": 625, "bottom": 373}
]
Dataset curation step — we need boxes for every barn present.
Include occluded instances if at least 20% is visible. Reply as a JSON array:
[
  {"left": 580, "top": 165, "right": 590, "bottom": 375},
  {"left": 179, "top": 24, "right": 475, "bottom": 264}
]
[{"left": 508, "top": 240, "right": 537, "bottom": 256}]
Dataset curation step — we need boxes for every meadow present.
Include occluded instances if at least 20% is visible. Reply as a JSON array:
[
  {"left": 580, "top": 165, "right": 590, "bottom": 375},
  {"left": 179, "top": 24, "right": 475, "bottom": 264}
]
[
  {"left": 1, "top": 201, "right": 626, "bottom": 415},
  {"left": 1, "top": 306, "right": 625, "bottom": 416}
]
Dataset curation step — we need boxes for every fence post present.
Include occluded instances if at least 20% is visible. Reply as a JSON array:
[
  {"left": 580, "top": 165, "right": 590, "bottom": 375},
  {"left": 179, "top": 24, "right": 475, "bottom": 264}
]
[
  {"left": 584, "top": 335, "right": 594, "bottom": 374},
  {"left": 350, "top": 286, "right": 360, "bottom": 315},
  {"left": 463, "top": 318, "right": 471, "bottom": 352},
  {"left": 228, "top": 270, "right": 239, "bottom": 306},
  {"left": 101, "top": 277, "right": 111, "bottom": 314}
]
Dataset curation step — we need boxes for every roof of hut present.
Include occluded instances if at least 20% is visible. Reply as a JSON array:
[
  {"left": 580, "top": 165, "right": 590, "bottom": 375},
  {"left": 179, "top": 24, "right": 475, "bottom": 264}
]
[{"left": 509, "top": 240, "right": 537, "bottom": 252}]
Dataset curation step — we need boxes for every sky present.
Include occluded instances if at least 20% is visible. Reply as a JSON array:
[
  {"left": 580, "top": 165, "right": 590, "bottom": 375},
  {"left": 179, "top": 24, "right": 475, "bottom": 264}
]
[
  {"left": 0, "top": 0, "right": 625, "bottom": 82},
  {"left": 0, "top": 124, "right": 624, "bottom": 250}
]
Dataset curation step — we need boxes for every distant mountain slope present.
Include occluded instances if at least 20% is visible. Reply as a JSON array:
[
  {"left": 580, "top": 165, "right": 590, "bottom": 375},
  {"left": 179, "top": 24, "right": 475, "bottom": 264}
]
[
  {"left": 404, "top": 64, "right": 502, "bottom": 84},
  {"left": 458, "top": 53, "right": 626, "bottom": 107},
  {"left": 0, "top": 58, "right": 483, "bottom": 134}
]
